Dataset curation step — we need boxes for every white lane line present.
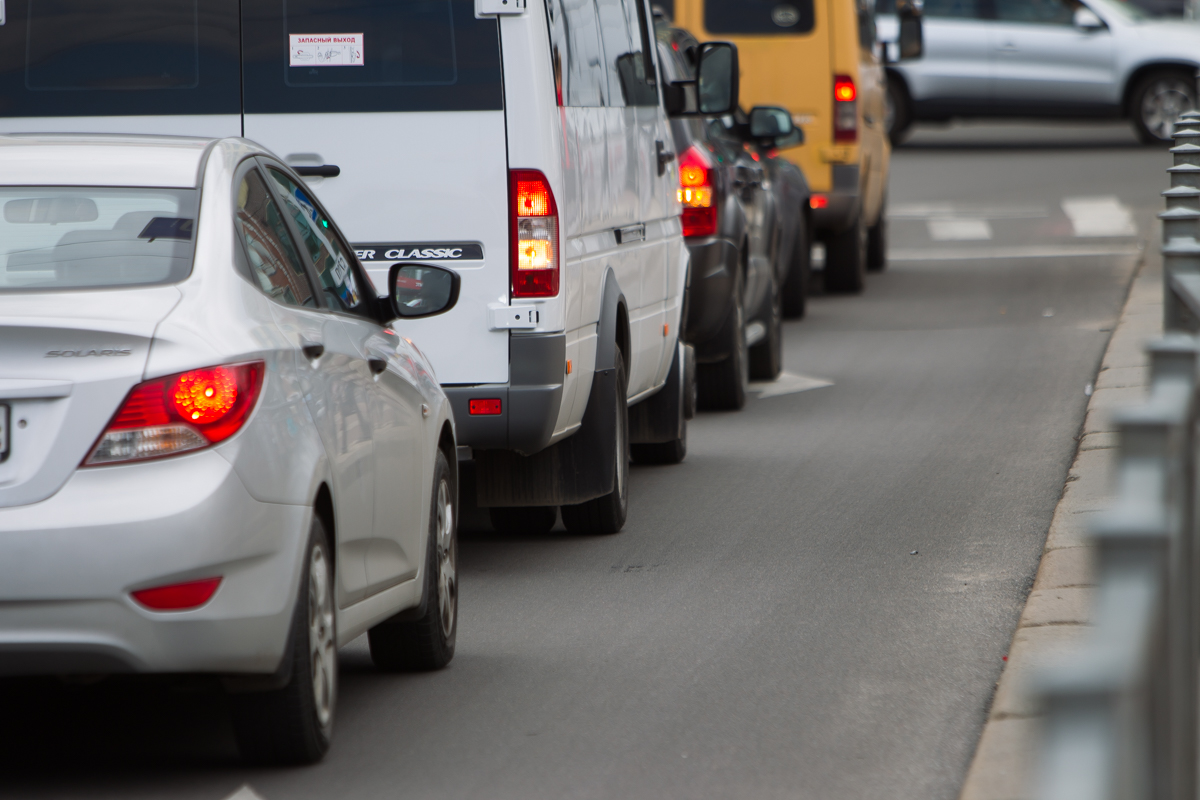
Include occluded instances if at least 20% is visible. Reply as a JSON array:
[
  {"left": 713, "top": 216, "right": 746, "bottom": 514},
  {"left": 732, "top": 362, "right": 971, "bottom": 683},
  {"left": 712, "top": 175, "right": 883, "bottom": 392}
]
[
  {"left": 890, "top": 202, "right": 1049, "bottom": 219},
  {"left": 889, "top": 243, "right": 1142, "bottom": 261},
  {"left": 1062, "top": 196, "right": 1136, "bottom": 237},
  {"left": 927, "top": 218, "right": 993, "bottom": 241},
  {"left": 750, "top": 371, "right": 833, "bottom": 399},
  {"left": 222, "top": 786, "right": 267, "bottom": 800}
]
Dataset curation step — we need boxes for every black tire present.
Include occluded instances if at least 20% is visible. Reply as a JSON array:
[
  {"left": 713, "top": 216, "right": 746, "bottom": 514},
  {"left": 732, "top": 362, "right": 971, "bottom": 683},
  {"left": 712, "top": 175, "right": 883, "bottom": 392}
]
[
  {"left": 488, "top": 505, "right": 558, "bottom": 535},
  {"left": 369, "top": 450, "right": 458, "bottom": 671},
  {"left": 748, "top": 276, "right": 783, "bottom": 381},
  {"left": 229, "top": 518, "right": 337, "bottom": 765},
  {"left": 886, "top": 74, "right": 914, "bottom": 146},
  {"left": 561, "top": 350, "right": 629, "bottom": 535},
  {"left": 866, "top": 192, "right": 887, "bottom": 273},
  {"left": 696, "top": 266, "right": 748, "bottom": 411},
  {"left": 1131, "top": 71, "right": 1196, "bottom": 144},
  {"left": 824, "top": 212, "right": 866, "bottom": 294},
  {"left": 781, "top": 212, "right": 811, "bottom": 320}
]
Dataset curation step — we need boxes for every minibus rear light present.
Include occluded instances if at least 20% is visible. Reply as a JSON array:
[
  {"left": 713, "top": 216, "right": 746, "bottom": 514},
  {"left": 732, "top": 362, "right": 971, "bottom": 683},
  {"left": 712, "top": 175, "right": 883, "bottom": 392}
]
[
  {"left": 833, "top": 75, "right": 858, "bottom": 143},
  {"left": 510, "top": 170, "right": 560, "bottom": 298}
]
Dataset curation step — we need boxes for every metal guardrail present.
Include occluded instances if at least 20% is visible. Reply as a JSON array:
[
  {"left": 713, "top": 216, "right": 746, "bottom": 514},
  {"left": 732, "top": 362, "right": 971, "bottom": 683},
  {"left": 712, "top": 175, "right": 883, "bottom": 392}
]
[{"left": 1034, "top": 111, "right": 1200, "bottom": 800}]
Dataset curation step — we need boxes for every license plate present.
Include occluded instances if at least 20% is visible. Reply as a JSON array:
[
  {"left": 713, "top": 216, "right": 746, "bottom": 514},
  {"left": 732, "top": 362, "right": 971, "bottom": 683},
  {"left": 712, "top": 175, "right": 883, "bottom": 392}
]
[{"left": 0, "top": 403, "right": 8, "bottom": 463}]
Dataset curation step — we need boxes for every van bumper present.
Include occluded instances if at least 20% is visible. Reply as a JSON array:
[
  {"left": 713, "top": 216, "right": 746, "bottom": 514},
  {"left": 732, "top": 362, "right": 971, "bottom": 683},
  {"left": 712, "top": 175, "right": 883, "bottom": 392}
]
[
  {"left": 444, "top": 333, "right": 565, "bottom": 456},
  {"left": 811, "top": 164, "right": 861, "bottom": 235}
]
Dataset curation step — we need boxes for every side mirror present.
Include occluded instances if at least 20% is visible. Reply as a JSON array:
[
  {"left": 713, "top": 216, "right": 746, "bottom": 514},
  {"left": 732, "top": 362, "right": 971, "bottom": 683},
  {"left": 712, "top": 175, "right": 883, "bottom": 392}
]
[
  {"left": 1073, "top": 6, "right": 1104, "bottom": 29},
  {"left": 747, "top": 105, "right": 804, "bottom": 148},
  {"left": 664, "top": 41, "right": 740, "bottom": 117},
  {"left": 388, "top": 263, "right": 460, "bottom": 319},
  {"left": 896, "top": 0, "right": 923, "bottom": 60}
]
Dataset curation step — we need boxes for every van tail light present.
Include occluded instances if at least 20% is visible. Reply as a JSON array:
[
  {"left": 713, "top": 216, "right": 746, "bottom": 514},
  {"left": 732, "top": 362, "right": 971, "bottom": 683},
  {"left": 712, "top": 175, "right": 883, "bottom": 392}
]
[
  {"left": 84, "top": 361, "right": 264, "bottom": 466},
  {"left": 510, "top": 169, "right": 559, "bottom": 298},
  {"left": 833, "top": 75, "right": 857, "bottom": 143},
  {"left": 678, "top": 145, "right": 717, "bottom": 238},
  {"left": 132, "top": 577, "right": 222, "bottom": 611}
]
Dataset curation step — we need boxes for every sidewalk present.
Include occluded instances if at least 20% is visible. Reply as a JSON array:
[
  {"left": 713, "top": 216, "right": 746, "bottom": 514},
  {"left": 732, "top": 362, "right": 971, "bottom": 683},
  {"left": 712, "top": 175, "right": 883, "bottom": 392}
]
[{"left": 958, "top": 246, "right": 1161, "bottom": 800}]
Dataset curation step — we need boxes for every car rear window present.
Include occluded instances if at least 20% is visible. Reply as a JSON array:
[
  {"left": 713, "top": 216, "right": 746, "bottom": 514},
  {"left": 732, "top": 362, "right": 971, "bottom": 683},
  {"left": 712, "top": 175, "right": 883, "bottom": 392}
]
[
  {"left": 242, "top": 0, "right": 503, "bottom": 113},
  {"left": 0, "top": 0, "right": 241, "bottom": 117},
  {"left": 704, "top": 0, "right": 815, "bottom": 33},
  {"left": 0, "top": 188, "right": 198, "bottom": 292}
]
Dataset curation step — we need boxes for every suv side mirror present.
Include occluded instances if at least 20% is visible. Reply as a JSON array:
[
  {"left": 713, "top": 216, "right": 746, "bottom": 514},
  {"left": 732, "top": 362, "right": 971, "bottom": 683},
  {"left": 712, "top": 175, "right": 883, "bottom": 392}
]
[
  {"left": 746, "top": 105, "right": 805, "bottom": 148},
  {"left": 1073, "top": 6, "right": 1104, "bottom": 30},
  {"left": 388, "top": 263, "right": 460, "bottom": 319},
  {"left": 896, "top": 0, "right": 923, "bottom": 60},
  {"left": 664, "top": 41, "right": 740, "bottom": 117}
]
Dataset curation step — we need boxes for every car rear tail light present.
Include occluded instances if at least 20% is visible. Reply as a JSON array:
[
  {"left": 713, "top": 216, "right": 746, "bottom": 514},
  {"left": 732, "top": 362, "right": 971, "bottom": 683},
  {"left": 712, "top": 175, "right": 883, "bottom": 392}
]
[
  {"left": 678, "top": 145, "right": 717, "bottom": 238},
  {"left": 85, "top": 362, "right": 264, "bottom": 466},
  {"left": 833, "top": 75, "right": 857, "bottom": 143},
  {"left": 810, "top": 194, "right": 829, "bottom": 209},
  {"left": 132, "top": 577, "right": 222, "bottom": 611},
  {"left": 510, "top": 169, "right": 559, "bottom": 298},
  {"left": 469, "top": 398, "right": 502, "bottom": 415}
]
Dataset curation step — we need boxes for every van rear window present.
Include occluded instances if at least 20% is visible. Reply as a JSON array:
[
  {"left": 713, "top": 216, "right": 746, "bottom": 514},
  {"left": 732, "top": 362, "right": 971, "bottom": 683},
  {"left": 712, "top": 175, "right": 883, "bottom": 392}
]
[
  {"left": 0, "top": 0, "right": 241, "bottom": 117},
  {"left": 704, "top": 0, "right": 815, "bottom": 33},
  {"left": 243, "top": 0, "right": 503, "bottom": 113}
]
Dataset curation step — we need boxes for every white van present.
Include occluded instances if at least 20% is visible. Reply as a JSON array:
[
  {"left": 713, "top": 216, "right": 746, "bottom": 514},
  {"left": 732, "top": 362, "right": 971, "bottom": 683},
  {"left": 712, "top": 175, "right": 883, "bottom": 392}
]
[{"left": 0, "top": 0, "right": 737, "bottom": 534}]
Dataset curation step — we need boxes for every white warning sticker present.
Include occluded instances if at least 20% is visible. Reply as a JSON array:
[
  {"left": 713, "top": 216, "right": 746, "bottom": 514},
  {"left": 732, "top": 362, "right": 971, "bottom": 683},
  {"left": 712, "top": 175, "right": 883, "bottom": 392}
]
[{"left": 289, "top": 33, "right": 364, "bottom": 67}]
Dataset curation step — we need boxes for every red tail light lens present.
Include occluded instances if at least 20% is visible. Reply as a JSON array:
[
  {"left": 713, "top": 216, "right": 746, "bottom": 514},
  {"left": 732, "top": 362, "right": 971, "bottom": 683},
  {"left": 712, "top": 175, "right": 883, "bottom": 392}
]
[
  {"left": 510, "top": 169, "right": 559, "bottom": 298},
  {"left": 678, "top": 145, "right": 717, "bottom": 238},
  {"left": 810, "top": 194, "right": 829, "bottom": 209},
  {"left": 85, "top": 362, "right": 264, "bottom": 466},
  {"left": 469, "top": 398, "right": 503, "bottom": 415},
  {"left": 132, "top": 577, "right": 222, "bottom": 611},
  {"left": 834, "top": 75, "right": 857, "bottom": 143}
]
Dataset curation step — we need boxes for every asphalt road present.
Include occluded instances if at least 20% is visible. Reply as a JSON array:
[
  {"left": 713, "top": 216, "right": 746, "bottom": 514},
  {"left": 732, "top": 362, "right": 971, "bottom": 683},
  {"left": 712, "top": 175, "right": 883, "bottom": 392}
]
[{"left": 0, "top": 121, "right": 1171, "bottom": 800}]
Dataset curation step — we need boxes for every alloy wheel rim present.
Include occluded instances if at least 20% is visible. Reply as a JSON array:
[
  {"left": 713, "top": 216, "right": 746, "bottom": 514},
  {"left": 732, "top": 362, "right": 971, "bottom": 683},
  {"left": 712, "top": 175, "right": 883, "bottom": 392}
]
[
  {"left": 1143, "top": 79, "right": 1194, "bottom": 140},
  {"left": 435, "top": 478, "right": 457, "bottom": 639},
  {"left": 309, "top": 543, "right": 335, "bottom": 729}
]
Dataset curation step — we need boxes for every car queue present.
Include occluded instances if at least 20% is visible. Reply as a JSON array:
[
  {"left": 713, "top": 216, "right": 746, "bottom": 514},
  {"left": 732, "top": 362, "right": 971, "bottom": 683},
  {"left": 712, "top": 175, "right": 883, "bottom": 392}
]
[{"left": 0, "top": 0, "right": 923, "bottom": 763}]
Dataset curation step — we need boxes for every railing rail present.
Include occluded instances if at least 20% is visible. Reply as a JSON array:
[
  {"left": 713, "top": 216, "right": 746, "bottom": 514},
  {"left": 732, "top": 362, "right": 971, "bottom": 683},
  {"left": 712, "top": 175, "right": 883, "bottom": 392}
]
[{"left": 1035, "top": 111, "right": 1200, "bottom": 800}]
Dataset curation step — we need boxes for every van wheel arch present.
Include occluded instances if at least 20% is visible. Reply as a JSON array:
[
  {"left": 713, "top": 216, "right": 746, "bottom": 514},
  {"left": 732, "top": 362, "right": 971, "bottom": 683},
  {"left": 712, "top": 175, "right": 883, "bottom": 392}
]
[{"left": 596, "top": 268, "right": 630, "bottom": 371}]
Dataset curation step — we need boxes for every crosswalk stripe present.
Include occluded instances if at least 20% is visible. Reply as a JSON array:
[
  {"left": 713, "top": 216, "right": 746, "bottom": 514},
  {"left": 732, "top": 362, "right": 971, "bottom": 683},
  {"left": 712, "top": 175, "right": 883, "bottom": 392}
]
[
  {"left": 889, "top": 243, "right": 1142, "bottom": 261},
  {"left": 927, "top": 218, "right": 993, "bottom": 241},
  {"left": 1061, "top": 196, "right": 1137, "bottom": 237}
]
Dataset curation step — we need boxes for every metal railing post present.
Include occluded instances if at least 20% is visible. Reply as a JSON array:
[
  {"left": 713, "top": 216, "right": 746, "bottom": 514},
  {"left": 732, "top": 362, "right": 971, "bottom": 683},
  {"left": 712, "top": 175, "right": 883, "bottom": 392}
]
[{"left": 1163, "top": 119, "right": 1200, "bottom": 332}]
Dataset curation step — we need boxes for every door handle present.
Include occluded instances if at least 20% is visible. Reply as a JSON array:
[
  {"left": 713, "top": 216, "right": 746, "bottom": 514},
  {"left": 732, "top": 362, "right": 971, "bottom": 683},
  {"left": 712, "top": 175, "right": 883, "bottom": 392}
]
[
  {"left": 656, "top": 140, "right": 675, "bottom": 177},
  {"left": 367, "top": 357, "right": 388, "bottom": 375},
  {"left": 301, "top": 341, "right": 325, "bottom": 360},
  {"left": 997, "top": 42, "right": 1018, "bottom": 52},
  {"left": 293, "top": 165, "right": 341, "bottom": 178}
]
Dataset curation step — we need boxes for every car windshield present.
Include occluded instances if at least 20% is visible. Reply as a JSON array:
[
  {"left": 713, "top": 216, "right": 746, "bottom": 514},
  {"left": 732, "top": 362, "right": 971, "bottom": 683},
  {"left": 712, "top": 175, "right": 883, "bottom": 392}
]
[
  {"left": 0, "top": 187, "right": 198, "bottom": 291},
  {"left": 1082, "top": 0, "right": 1147, "bottom": 20}
]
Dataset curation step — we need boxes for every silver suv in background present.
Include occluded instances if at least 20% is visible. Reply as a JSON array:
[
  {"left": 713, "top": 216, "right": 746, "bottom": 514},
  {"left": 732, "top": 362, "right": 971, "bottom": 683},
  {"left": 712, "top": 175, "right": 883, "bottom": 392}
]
[{"left": 877, "top": 0, "right": 1200, "bottom": 143}]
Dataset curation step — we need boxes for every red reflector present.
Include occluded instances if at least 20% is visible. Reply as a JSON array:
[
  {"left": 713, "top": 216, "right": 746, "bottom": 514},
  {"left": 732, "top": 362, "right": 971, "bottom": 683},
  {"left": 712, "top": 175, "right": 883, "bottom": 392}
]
[
  {"left": 810, "top": 195, "right": 829, "bottom": 209},
  {"left": 469, "top": 398, "right": 502, "bottom": 415},
  {"left": 132, "top": 577, "right": 222, "bottom": 611}
]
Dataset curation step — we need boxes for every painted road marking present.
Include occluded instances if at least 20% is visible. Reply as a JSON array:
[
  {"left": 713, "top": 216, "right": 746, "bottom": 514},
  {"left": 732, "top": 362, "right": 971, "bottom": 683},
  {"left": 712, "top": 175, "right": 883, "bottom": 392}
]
[
  {"left": 1061, "top": 196, "right": 1137, "bottom": 237},
  {"left": 927, "top": 218, "right": 993, "bottom": 241},
  {"left": 889, "top": 203, "right": 1048, "bottom": 219},
  {"left": 889, "top": 242, "right": 1142, "bottom": 261},
  {"left": 222, "top": 786, "right": 267, "bottom": 800},
  {"left": 750, "top": 371, "right": 833, "bottom": 399}
]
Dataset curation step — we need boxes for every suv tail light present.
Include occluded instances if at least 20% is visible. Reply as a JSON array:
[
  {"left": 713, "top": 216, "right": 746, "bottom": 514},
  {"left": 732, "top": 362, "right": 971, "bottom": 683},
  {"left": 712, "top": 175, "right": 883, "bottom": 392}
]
[
  {"left": 833, "top": 75, "right": 857, "bottom": 143},
  {"left": 678, "top": 145, "right": 717, "bottom": 238},
  {"left": 510, "top": 169, "right": 559, "bottom": 298},
  {"left": 85, "top": 362, "right": 264, "bottom": 466}
]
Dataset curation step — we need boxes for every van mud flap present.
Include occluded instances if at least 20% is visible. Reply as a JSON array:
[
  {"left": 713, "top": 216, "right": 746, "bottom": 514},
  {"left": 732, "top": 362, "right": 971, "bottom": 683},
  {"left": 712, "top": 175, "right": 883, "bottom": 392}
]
[{"left": 474, "top": 367, "right": 617, "bottom": 508}]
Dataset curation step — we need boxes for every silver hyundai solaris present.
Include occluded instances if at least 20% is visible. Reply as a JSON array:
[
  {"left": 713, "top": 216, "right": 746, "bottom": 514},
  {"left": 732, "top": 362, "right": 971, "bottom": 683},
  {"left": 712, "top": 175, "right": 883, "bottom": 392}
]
[{"left": 0, "top": 134, "right": 461, "bottom": 764}]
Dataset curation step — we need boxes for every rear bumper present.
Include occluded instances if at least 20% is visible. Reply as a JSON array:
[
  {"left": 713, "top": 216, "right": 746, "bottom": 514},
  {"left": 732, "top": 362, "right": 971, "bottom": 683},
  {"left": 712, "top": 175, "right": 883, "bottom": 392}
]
[
  {"left": 811, "top": 164, "right": 861, "bottom": 235},
  {"left": 445, "top": 333, "right": 565, "bottom": 456},
  {"left": 0, "top": 450, "right": 305, "bottom": 677},
  {"left": 682, "top": 237, "right": 737, "bottom": 347}
]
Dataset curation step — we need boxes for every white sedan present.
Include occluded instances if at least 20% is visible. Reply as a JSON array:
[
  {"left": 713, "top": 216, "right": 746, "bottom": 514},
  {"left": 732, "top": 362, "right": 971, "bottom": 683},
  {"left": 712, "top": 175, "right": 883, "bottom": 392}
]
[{"left": 0, "top": 134, "right": 460, "bottom": 764}]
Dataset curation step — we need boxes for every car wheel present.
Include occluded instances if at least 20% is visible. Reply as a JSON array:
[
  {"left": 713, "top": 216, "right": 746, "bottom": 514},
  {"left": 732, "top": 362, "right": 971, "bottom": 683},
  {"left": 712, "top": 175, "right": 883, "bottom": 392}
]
[
  {"left": 824, "top": 212, "right": 867, "bottom": 294},
  {"left": 1133, "top": 71, "right": 1196, "bottom": 144},
  {"left": 561, "top": 349, "right": 630, "bottom": 534},
  {"left": 748, "top": 276, "right": 783, "bottom": 381},
  {"left": 781, "top": 212, "right": 811, "bottom": 319},
  {"left": 488, "top": 505, "right": 558, "bottom": 534},
  {"left": 866, "top": 192, "right": 887, "bottom": 273},
  {"left": 368, "top": 450, "right": 458, "bottom": 671},
  {"left": 631, "top": 427, "right": 687, "bottom": 465},
  {"left": 696, "top": 266, "right": 748, "bottom": 410},
  {"left": 229, "top": 518, "right": 336, "bottom": 765},
  {"left": 886, "top": 74, "right": 913, "bottom": 146}
]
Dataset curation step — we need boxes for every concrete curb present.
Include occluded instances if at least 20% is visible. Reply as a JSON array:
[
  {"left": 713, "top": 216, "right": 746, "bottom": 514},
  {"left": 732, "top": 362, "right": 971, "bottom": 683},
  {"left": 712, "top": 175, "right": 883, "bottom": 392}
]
[{"left": 957, "top": 249, "right": 1161, "bottom": 800}]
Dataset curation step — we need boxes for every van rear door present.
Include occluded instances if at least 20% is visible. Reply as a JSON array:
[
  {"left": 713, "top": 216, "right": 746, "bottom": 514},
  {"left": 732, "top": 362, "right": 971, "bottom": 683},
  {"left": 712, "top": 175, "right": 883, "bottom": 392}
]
[
  {"left": 241, "top": 0, "right": 510, "bottom": 386},
  {"left": 0, "top": 0, "right": 242, "bottom": 138}
]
